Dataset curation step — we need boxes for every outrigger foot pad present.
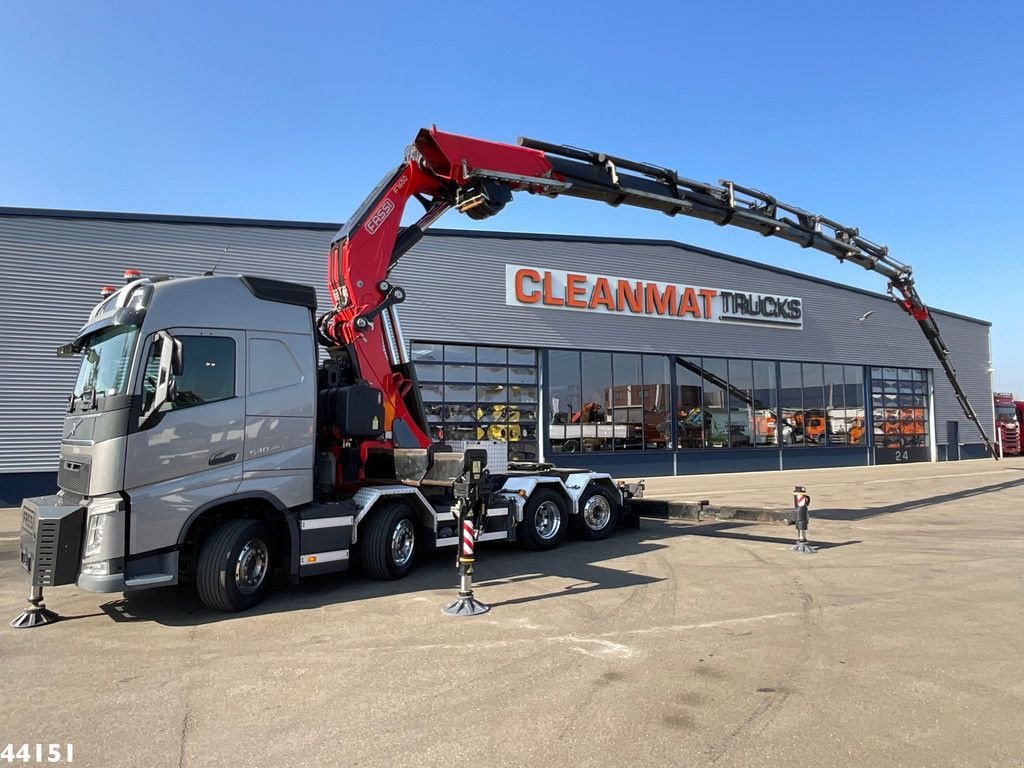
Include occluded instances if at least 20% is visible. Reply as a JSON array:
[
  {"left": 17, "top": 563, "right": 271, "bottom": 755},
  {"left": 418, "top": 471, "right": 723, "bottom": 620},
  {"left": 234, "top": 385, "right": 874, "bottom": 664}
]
[
  {"left": 791, "top": 541, "right": 817, "bottom": 554},
  {"left": 10, "top": 605, "right": 59, "bottom": 629},
  {"left": 442, "top": 595, "right": 490, "bottom": 617}
]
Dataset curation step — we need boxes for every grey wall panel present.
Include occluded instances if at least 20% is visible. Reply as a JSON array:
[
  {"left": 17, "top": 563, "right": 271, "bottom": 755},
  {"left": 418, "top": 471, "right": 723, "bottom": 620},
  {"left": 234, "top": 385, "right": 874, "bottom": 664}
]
[
  {"left": 0, "top": 213, "right": 993, "bottom": 477},
  {"left": 391, "top": 234, "right": 993, "bottom": 444}
]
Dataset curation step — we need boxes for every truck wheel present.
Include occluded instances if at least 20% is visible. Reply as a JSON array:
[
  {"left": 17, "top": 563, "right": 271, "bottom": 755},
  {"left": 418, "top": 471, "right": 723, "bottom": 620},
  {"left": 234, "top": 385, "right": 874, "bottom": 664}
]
[
  {"left": 572, "top": 484, "right": 620, "bottom": 540},
  {"left": 196, "top": 518, "right": 272, "bottom": 612},
  {"left": 362, "top": 502, "right": 418, "bottom": 579},
  {"left": 517, "top": 488, "right": 568, "bottom": 551}
]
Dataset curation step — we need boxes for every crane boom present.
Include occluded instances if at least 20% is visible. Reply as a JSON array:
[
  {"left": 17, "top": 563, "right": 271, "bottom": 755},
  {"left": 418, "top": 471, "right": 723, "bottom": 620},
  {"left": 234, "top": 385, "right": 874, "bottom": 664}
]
[{"left": 322, "top": 127, "right": 995, "bottom": 458}]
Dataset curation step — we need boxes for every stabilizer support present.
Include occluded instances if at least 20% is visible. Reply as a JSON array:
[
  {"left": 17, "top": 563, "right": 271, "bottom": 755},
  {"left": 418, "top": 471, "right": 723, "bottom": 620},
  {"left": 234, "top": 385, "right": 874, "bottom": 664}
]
[{"left": 10, "top": 586, "right": 60, "bottom": 629}]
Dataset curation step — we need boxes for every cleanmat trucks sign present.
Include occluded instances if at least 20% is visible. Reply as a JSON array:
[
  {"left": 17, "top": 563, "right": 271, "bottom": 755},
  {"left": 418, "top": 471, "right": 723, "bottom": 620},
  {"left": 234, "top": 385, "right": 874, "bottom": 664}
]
[{"left": 505, "top": 264, "right": 803, "bottom": 329}]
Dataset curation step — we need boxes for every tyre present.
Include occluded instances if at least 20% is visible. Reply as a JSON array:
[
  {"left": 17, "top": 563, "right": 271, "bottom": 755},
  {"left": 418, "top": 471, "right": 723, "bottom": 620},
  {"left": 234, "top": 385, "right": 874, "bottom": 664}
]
[
  {"left": 362, "top": 502, "right": 418, "bottom": 579},
  {"left": 572, "top": 484, "right": 620, "bottom": 541},
  {"left": 196, "top": 518, "right": 272, "bottom": 612},
  {"left": 517, "top": 488, "right": 568, "bottom": 551}
]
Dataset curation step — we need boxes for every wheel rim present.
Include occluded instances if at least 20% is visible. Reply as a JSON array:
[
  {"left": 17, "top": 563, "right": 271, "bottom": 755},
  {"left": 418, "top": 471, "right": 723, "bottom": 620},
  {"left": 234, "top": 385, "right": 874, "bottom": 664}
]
[
  {"left": 534, "top": 500, "right": 562, "bottom": 540},
  {"left": 582, "top": 494, "right": 612, "bottom": 531},
  {"left": 235, "top": 538, "right": 269, "bottom": 595},
  {"left": 391, "top": 519, "right": 415, "bottom": 567}
]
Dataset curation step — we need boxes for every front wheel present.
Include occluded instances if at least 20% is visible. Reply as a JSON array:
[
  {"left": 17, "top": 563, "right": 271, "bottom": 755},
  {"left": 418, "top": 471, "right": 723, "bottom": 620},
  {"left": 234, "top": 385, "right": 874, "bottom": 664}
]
[
  {"left": 517, "top": 488, "right": 568, "bottom": 551},
  {"left": 196, "top": 518, "right": 273, "bottom": 612},
  {"left": 362, "top": 502, "right": 418, "bottom": 579},
  {"left": 572, "top": 484, "right": 620, "bottom": 540}
]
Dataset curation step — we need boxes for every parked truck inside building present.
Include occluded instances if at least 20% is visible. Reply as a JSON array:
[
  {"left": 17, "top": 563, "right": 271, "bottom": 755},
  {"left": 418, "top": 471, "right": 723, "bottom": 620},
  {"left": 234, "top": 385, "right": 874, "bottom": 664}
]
[{"left": 13, "top": 127, "right": 997, "bottom": 626}]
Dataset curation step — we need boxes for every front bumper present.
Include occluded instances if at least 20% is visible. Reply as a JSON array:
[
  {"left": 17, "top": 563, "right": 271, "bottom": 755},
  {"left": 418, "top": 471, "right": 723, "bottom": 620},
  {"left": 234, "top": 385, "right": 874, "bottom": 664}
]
[{"left": 77, "top": 572, "right": 126, "bottom": 592}]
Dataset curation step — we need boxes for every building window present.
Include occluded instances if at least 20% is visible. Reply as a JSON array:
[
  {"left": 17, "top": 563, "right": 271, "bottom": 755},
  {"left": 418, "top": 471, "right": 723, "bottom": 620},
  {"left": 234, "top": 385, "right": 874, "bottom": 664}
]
[
  {"left": 411, "top": 342, "right": 538, "bottom": 462},
  {"left": 844, "top": 365, "right": 866, "bottom": 445},
  {"left": 779, "top": 362, "right": 804, "bottom": 445},
  {"left": 752, "top": 360, "right": 780, "bottom": 446},
  {"left": 672, "top": 356, "right": 782, "bottom": 449},
  {"left": 821, "top": 364, "right": 867, "bottom": 445},
  {"left": 675, "top": 357, "right": 705, "bottom": 448},
  {"left": 871, "top": 366, "right": 929, "bottom": 448},
  {"left": 548, "top": 350, "right": 671, "bottom": 453},
  {"left": 643, "top": 355, "right": 672, "bottom": 449},
  {"left": 612, "top": 353, "right": 644, "bottom": 451}
]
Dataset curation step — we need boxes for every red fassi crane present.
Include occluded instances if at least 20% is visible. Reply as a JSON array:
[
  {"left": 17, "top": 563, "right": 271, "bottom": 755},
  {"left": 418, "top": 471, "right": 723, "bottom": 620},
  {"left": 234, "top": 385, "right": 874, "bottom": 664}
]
[{"left": 319, "top": 127, "right": 996, "bottom": 459}]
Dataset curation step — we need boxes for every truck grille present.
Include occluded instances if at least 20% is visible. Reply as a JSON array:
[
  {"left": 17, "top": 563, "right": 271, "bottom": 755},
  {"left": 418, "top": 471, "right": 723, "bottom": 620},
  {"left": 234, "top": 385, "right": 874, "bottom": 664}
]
[
  {"left": 58, "top": 458, "right": 91, "bottom": 497},
  {"left": 34, "top": 518, "right": 61, "bottom": 587}
]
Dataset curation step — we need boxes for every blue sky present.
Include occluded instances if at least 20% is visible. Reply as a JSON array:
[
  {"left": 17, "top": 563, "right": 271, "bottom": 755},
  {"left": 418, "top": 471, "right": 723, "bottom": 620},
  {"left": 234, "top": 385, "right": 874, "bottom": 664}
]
[{"left": 2, "top": 2, "right": 1021, "bottom": 394}]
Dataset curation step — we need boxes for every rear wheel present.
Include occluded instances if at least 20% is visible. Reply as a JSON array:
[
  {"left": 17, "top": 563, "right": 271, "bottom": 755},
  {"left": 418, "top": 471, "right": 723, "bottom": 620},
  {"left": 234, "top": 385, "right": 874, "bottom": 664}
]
[
  {"left": 362, "top": 502, "right": 418, "bottom": 579},
  {"left": 572, "top": 484, "right": 620, "bottom": 540},
  {"left": 196, "top": 519, "right": 272, "bottom": 612},
  {"left": 517, "top": 488, "right": 568, "bottom": 551}
]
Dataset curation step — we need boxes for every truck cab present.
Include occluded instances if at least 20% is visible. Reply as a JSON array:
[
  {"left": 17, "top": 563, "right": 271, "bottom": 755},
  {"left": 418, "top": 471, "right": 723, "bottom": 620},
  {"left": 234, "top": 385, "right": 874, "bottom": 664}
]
[{"left": 30, "top": 275, "right": 318, "bottom": 595}]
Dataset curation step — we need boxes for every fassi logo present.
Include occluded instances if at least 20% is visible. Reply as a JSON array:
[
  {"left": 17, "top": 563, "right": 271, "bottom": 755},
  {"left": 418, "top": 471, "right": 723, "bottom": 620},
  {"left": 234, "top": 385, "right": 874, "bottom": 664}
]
[
  {"left": 364, "top": 198, "right": 396, "bottom": 235},
  {"left": 512, "top": 267, "right": 718, "bottom": 318}
]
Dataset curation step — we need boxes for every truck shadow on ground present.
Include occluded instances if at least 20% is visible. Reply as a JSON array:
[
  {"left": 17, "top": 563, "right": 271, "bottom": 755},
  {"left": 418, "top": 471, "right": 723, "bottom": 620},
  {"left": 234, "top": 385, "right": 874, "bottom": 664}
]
[
  {"left": 679, "top": 520, "right": 861, "bottom": 549},
  {"left": 809, "top": 476, "right": 1024, "bottom": 522},
  {"left": 94, "top": 517, "right": 796, "bottom": 627}
]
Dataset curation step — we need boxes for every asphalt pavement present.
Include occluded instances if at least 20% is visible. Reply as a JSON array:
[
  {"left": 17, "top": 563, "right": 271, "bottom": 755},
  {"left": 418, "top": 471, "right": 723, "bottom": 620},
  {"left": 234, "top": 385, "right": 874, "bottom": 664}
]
[{"left": 1, "top": 457, "right": 1023, "bottom": 767}]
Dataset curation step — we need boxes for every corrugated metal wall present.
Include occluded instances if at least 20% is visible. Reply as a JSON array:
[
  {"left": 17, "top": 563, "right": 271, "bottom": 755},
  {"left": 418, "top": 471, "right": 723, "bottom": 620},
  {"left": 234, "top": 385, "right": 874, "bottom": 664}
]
[{"left": 0, "top": 211, "right": 993, "bottom": 477}]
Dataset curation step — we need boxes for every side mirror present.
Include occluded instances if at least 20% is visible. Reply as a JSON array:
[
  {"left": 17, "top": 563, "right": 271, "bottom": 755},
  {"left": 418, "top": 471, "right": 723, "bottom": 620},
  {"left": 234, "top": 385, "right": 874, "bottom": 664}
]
[
  {"left": 171, "top": 338, "right": 184, "bottom": 376},
  {"left": 140, "top": 331, "right": 179, "bottom": 427}
]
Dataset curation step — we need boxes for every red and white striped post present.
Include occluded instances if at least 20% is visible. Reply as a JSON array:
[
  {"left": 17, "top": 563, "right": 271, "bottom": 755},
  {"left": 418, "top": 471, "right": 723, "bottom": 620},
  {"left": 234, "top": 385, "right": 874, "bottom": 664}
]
[
  {"left": 791, "top": 486, "right": 816, "bottom": 554},
  {"left": 444, "top": 449, "right": 492, "bottom": 617},
  {"left": 443, "top": 501, "right": 490, "bottom": 616}
]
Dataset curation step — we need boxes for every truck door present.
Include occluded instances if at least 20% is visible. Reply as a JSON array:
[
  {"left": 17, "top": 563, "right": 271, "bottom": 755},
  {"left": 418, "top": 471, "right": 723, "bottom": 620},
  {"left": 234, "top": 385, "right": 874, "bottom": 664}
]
[
  {"left": 240, "top": 331, "right": 316, "bottom": 508},
  {"left": 123, "top": 329, "right": 246, "bottom": 555}
]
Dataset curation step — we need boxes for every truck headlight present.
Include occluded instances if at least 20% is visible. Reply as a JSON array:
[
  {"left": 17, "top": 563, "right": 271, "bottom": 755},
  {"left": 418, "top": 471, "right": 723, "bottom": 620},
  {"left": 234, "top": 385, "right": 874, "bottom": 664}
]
[
  {"left": 82, "top": 497, "right": 123, "bottom": 560},
  {"left": 83, "top": 514, "right": 109, "bottom": 559}
]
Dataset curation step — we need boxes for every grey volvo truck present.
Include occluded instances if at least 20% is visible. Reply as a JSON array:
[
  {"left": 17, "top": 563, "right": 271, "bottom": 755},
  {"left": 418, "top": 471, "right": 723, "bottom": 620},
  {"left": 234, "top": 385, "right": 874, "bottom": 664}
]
[{"left": 15, "top": 273, "right": 639, "bottom": 622}]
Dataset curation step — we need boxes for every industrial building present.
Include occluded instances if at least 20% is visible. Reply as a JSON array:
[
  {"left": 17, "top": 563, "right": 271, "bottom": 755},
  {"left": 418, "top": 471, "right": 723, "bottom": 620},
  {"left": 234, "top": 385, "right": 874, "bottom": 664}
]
[{"left": 0, "top": 207, "right": 993, "bottom": 505}]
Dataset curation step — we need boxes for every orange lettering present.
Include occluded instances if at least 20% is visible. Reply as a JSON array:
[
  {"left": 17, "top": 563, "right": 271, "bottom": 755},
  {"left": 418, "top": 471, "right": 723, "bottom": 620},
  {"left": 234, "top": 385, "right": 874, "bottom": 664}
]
[
  {"left": 589, "top": 277, "right": 616, "bottom": 310},
  {"left": 677, "top": 286, "right": 700, "bottom": 317},
  {"left": 566, "top": 273, "right": 588, "bottom": 308},
  {"left": 542, "top": 271, "right": 564, "bottom": 306},
  {"left": 515, "top": 268, "right": 541, "bottom": 304},
  {"left": 699, "top": 288, "right": 718, "bottom": 319},
  {"left": 617, "top": 280, "right": 643, "bottom": 312},
  {"left": 646, "top": 283, "right": 677, "bottom": 315}
]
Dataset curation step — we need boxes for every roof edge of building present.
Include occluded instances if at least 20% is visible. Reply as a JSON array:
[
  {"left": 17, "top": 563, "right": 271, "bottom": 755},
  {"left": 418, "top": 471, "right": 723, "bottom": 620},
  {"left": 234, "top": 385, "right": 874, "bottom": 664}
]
[
  {"left": 0, "top": 207, "right": 989, "bottom": 327},
  {"left": 0, "top": 205, "right": 339, "bottom": 231}
]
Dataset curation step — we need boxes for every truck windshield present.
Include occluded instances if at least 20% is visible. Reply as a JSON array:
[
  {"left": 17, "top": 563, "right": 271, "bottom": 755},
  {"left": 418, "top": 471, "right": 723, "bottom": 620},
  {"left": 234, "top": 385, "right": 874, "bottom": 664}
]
[
  {"left": 995, "top": 406, "right": 1017, "bottom": 422},
  {"left": 73, "top": 325, "right": 140, "bottom": 400}
]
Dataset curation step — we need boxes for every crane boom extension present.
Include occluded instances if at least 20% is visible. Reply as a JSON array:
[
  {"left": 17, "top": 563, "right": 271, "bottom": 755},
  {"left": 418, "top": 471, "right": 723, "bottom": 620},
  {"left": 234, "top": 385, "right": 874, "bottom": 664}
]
[{"left": 324, "top": 127, "right": 994, "bottom": 458}]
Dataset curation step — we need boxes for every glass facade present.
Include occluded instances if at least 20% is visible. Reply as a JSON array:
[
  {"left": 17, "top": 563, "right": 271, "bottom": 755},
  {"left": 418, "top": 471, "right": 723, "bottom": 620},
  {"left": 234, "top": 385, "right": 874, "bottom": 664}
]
[
  {"left": 552, "top": 352, "right": 871, "bottom": 453},
  {"left": 547, "top": 351, "right": 673, "bottom": 453},
  {"left": 412, "top": 341, "right": 923, "bottom": 461},
  {"left": 410, "top": 342, "right": 539, "bottom": 461},
  {"left": 870, "top": 366, "right": 929, "bottom": 448}
]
